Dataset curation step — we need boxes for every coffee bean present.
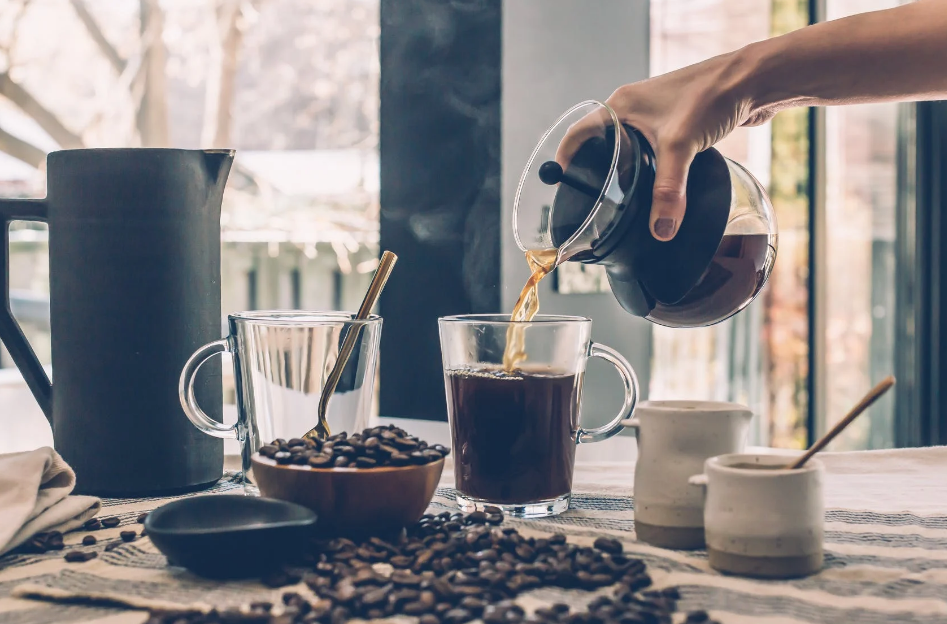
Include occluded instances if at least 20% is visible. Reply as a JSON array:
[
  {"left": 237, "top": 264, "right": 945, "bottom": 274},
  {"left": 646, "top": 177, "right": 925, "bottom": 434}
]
[
  {"left": 64, "top": 550, "right": 96, "bottom": 563},
  {"left": 137, "top": 513, "right": 149, "bottom": 524},
  {"left": 420, "top": 615, "right": 442, "bottom": 624},
  {"left": 394, "top": 438, "right": 419, "bottom": 451},
  {"left": 82, "top": 518, "right": 102, "bottom": 531},
  {"left": 593, "top": 537, "right": 623, "bottom": 555},
  {"left": 685, "top": 611, "right": 710, "bottom": 623},
  {"left": 443, "top": 608, "right": 472, "bottom": 624},
  {"left": 355, "top": 457, "right": 377, "bottom": 468},
  {"left": 101, "top": 517, "right": 121, "bottom": 528},
  {"left": 467, "top": 511, "right": 488, "bottom": 525},
  {"left": 120, "top": 530, "right": 137, "bottom": 542},
  {"left": 259, "top": 444, "right": 279, "bottom": 458},
  {"left": 274, "top": 451, "right": 292, "bottom": 465},
  {"left": 104, "top": 542, "right": 120, "bottom": 552},
  {"left": 410, "top": 451, "right": 430, "bottom": 465},
  {"left": 390, "top": 453, "right": 411, "bottom": 466},
  {"left": 82, "top": 535, "right": 97, "bottom": 546},
  {"left": 334, "top": 456, "right": 350, "bottom": 468},
  {"left": 309, "top": 454, "right": 333, "bottom": 467},
  {"left": 362, "top": 583, "right": 393, "bottom": 606}
]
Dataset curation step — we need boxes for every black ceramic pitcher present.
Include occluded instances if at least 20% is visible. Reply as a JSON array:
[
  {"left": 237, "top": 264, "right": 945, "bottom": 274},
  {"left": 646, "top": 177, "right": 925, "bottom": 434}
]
[{"left": 0, "top": 148, "right": 233, "bottom": 496}]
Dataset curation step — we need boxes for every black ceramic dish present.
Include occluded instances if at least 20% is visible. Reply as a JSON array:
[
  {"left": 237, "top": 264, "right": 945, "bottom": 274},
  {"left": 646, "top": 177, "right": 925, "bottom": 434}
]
[{"left": 144, "top": 494, "right": 317, "bottom": 578}]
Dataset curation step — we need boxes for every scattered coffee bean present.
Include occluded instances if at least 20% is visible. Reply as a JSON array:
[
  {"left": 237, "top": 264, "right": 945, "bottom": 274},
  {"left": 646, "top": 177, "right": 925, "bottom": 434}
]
[
  {"left": 22, "top": 530, "right": 65, "bottom": 553},
  {"left": 594, "top": 537, "right": 623, "bottom": 555},
  {"left": 686, "top": 611, "right": 711, "bottom": 623},
  {"left": 259, "top": 425, "right": 451, "bottom": 469},
  {"left": 82, "top": 535, "right": 97, "bottom": 546},
  {"left": 64, "top": 550, "right": 97, "bottom": 563},
  {"left": 104, "top": 542, "right": 120, "bottom": 552},
  {"left": 137, "top": 512, "right": 149, "bottom": 524},
  {"left": 82, "top": 518, "right": 102, "bottom": 531},
  {"left": 101, "top": 517, "right": 121, "bottom": 528},
  {"left": 120, "top": 530, "right": 137, "bottom": 542},
  {"left": 143, "top": 506, "right": 682, "bottom": 624}
]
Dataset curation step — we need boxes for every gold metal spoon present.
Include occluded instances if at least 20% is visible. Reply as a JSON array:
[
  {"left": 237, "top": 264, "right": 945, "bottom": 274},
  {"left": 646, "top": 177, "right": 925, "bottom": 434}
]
[
  {"left": 789, "top": 375, "right": 895, "bottom": 469},
  {"left": 302, "top": 251, "right": 398, "bottom": 441}
]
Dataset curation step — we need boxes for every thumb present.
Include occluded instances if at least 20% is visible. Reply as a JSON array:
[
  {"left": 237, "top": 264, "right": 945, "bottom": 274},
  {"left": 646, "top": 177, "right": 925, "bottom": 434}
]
[{"left": 650, "top": 141, "right": 696, "bottom": 241}]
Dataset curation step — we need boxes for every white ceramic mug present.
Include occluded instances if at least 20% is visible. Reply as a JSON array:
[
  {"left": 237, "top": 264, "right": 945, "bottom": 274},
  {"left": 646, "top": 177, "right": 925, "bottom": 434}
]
[
  {"left": 689, "top": 452, "right": 825, "bottom": 578},
  {"left": 623, "top": 401, "right": 752, "bottom": 549}
]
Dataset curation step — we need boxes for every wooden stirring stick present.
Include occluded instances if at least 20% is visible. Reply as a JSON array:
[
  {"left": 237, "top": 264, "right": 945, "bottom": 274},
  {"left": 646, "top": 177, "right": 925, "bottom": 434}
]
[
  {"left": 789, "top": 375, "right": 896, "bottom": 469},
  {"left": 302, "top": 251, "right": 398, "bottom": 441}
]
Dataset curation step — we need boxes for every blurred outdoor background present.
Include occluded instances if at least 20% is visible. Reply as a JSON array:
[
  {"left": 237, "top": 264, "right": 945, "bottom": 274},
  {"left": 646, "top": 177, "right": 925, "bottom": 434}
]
[{"left": 0, "top": 0, "right": 912, "bottom": 451}]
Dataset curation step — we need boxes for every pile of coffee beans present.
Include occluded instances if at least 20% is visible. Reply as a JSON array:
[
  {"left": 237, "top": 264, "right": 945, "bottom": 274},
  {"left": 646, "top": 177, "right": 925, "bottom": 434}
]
[
  {"left": 143, "top": 508, "right": 720, "bottom": 624},
  {"left": 258, "top": 425, "right": 450, "bottom": 469}
]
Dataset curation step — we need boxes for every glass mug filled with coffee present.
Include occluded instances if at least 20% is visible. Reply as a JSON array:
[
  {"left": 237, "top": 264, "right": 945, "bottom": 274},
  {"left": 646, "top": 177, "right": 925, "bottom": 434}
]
[{"left": 438, "top": 314, "right": 638, "bottom": 517}]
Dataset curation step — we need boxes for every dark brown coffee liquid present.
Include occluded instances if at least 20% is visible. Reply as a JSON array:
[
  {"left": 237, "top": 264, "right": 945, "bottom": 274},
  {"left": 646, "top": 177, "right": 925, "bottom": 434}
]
[
  {"left": 647, "top": 233, "right": 775, "bottom": 327},
  {"left": 447, "top": 367, "right": 579, "bottom": 504}
]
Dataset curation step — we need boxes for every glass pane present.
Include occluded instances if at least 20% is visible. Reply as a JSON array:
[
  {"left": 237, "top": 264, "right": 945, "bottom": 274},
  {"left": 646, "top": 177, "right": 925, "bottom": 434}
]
[
  {"left": 821, "top": 0, "right": 905, "bottom": 449},
  {"left": 0, "top": 0, "right": 379, "bottom": 451},
  {"left": 649, "top": 0, "right": 810, "bottom": 448}
]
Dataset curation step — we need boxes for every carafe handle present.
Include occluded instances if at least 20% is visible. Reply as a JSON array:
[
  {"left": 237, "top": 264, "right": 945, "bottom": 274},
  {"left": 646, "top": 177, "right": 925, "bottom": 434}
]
[
  {"left": 0, "top": 198, "right": 52, "bottom": 421},
  {"left": 179, "top": 338, "right": 239, "bottom": 439},
  {"left": 576, "top": 342, "right": 639, "bottom": 444}
]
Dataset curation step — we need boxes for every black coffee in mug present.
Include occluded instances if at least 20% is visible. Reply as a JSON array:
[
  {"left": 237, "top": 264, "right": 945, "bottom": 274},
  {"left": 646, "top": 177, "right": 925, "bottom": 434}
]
[{"left": 447, "top": 367, "right": 579, "bottom": 504}]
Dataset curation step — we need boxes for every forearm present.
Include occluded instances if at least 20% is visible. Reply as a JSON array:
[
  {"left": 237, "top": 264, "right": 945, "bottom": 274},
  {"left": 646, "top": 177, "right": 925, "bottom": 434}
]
[{"left": 738, "top": 0, "right": 947, "bottom": 117}]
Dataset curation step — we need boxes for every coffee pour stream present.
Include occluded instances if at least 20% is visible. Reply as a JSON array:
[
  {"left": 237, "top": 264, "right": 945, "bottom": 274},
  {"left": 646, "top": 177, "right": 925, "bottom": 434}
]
[{"left": 512, "top": 100, "right": 778, "bottom": 329}]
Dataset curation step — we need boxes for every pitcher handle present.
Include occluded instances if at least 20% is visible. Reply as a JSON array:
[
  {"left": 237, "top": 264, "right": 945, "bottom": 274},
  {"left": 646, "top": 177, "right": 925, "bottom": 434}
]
[
  {"left": 179, "top": 338, "right": 237, "bottom": 439},
  {"left": 0, "top": 198, "right": 52, "bottom": 421},
  {"left": 577, "top": 342, "right": 640, "bottom": 444}
]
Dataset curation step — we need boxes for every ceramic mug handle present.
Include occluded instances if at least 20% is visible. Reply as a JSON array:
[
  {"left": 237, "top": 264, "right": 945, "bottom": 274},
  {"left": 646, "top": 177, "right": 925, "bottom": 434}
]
[
  {"left": 688, "top": 474, "right": 708, "bottom": 488},
  {"left": 576, "top": 342, "right": 640, "bottom": 444},
  {"left": 179, "top": 337, "right": 239, "bottom": 439}
]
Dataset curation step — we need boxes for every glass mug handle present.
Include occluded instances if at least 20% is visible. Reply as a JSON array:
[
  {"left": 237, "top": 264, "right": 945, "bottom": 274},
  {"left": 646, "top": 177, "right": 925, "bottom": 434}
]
[
  {"left": 576, "top": 342, "right": 640, "bottom": 444},
  {"left": 178, "top": 338, "right": 238, "bottom": 439}
]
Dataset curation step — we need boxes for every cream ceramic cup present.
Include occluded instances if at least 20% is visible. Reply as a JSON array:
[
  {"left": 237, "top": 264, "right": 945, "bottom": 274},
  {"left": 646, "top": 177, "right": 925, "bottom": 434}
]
[
  {"left": 689, "top": 452, "right": 825, "bottom": 579},
  {"left": 623, "top": 401, "right": 752, "bottom": 549}
]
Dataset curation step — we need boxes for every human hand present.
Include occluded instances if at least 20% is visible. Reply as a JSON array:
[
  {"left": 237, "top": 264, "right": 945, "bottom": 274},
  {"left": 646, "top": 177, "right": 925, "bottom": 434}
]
[{"left": 557, "top": 49, "right": 771, "bottom": 241}]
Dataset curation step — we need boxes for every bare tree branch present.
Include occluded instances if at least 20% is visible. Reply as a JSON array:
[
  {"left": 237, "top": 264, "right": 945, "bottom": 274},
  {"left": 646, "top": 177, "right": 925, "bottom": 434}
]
[
  {"left": 68, "top": 0, "right": 126, "bottom": 74},
  {"left": 0, "top": 124, "right": 44, "bottom": 168},
  {"left": 1, "top": 0, "right": 34, "bottom": 64},
  {"left": 0, "top": 73, "right": 84, "bottom": 149},
  {"left": 135, "top": 0, "right": 168, "bottom": 146},
  {"left": 201, "top": 1, "right": 245, "bottom": 148}
]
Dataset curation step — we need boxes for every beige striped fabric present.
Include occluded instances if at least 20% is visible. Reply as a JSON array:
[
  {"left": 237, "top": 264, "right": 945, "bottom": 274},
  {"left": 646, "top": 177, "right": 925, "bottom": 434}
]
[{"left": 2, "top": 447, "right": 947, "bottom": 623}]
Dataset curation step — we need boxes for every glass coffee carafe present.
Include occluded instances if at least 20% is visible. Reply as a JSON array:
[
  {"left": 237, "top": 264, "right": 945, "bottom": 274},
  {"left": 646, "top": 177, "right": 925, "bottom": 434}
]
[{"left": 513, "top": 100, "right": 778, "bottom": 328}]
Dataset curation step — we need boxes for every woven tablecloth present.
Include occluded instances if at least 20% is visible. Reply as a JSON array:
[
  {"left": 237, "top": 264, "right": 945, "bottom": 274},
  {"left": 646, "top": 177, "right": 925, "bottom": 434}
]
[{"left": 2, "top": 446, "right": 947, "bottom": 624}]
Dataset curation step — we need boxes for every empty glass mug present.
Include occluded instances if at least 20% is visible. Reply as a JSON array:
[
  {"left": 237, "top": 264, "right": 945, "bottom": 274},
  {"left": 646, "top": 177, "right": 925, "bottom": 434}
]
[
  {"left": 438, "top": 314, "right": 639, "bottom": 517},
  {"left": 179, "top": 312, "right": 382, "bottom": 479}
]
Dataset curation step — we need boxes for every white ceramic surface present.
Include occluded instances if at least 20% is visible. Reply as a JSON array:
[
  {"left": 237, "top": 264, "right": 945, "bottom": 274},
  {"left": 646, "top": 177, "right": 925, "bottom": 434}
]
[
  {"left": 623, "top": 400, "right": 752, "bottom": 548},
  {"left": 690, "top": 452, "right": 825, "bottom": 578}
]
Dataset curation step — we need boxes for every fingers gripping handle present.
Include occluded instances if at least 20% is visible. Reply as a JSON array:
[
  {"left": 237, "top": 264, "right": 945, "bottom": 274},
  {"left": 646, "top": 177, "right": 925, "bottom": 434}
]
[
  {"left": 577, "top": 342, "right": 640, "bottom": 444},
  {"left": 0, "top": 198, "right": 52, "bottom": 420},
  {"left": 179, "top": 338, "right": 237, "bottom": 439}
]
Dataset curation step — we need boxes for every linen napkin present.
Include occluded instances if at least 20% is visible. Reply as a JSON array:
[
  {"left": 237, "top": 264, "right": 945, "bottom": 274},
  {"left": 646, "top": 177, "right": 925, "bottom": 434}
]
[{"left": 0, "top": 446, "right": 100, "bottom": 555}]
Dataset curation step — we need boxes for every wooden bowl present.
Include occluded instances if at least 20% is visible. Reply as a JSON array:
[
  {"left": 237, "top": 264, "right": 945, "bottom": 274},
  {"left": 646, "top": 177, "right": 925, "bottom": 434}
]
[{"left": 251, "top": 454, "right": 444, "bottom": 537}]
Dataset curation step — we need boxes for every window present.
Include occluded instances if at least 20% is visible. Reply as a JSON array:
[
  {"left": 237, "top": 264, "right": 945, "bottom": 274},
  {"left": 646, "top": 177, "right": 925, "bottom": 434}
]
[
  {"left": 0, "top": 0, "right": 380, "bottom": 449},
  {"left": 649, "top": 0, "right": 912, "bottom": 449}
]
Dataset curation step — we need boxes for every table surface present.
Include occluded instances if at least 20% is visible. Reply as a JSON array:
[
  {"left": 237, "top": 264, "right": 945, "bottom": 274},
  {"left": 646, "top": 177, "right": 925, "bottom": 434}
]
[{"left": 3, "top": 418, "right": 947, "bottom": 624}]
